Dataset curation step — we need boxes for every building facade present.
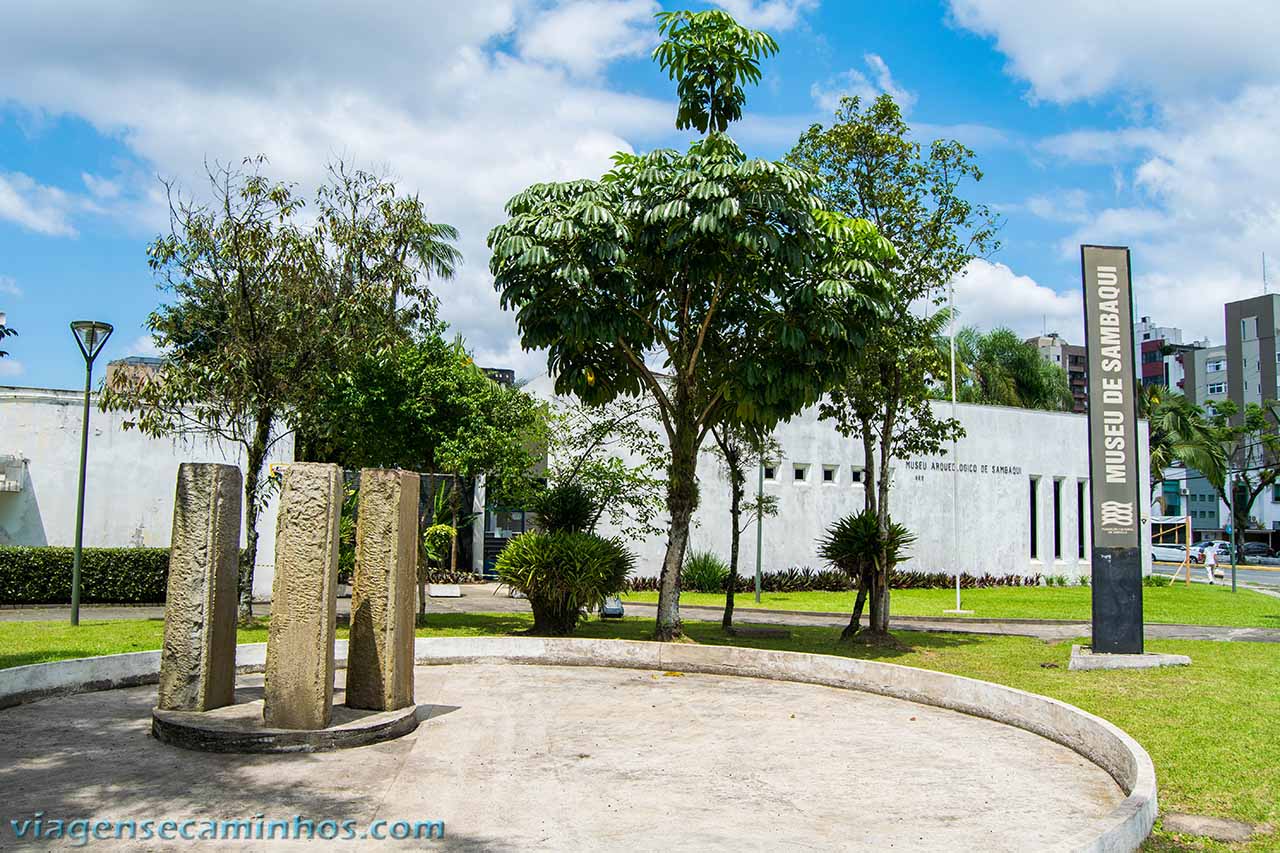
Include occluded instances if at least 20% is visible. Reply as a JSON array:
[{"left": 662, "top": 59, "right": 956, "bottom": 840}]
[
  {"left": 526, "top": 375, "right": 1152, "bottom": 581},
  {"left": 0, "top": 385, "right": 291, "bottom": 599},
  {"left": 1026, "top": 333, "right": 1088, "bottom": 413}
]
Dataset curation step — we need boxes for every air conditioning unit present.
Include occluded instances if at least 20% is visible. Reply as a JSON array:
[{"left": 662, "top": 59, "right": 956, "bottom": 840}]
[{"left": 0, "top": 455, "right": 25, "bottom": 493}]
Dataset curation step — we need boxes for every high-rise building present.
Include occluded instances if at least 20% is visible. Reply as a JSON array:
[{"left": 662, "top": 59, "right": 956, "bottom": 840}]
[
  {"left": 1025, "top": 333, "right": 1087, "bottom": 413},
  {"left": 1224, "top": 294, "right": 1280, "bottom": 412},
  {"left": 1132, "top": 316, "right": 1209, "bottom": 391}
]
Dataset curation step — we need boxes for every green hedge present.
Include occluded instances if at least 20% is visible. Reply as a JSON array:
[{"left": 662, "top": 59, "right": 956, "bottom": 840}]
[{"left": 0, "top": 546, "right": 170, "bottom": 605}]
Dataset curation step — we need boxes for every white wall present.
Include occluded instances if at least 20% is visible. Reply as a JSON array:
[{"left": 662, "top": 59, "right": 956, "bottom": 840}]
[
  {"left": 0, "top": 386, "right": 291, "bottom": 598},
  {"left": 528, "top": 376, "right": 1152, "bottom": 580}
]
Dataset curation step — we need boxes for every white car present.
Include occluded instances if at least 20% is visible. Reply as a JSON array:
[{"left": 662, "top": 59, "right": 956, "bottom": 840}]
[{"left": 1150, "top": 543, "right": 1192, "bottom": 563}]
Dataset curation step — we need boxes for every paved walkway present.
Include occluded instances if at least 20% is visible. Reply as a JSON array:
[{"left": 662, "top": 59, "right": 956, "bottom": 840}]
[
  {"left": 0, "top": 665, "right": 1124, "bottom": 851},
  {"left": 6, "top": 584, "right": 1279, "bottom": 643}
]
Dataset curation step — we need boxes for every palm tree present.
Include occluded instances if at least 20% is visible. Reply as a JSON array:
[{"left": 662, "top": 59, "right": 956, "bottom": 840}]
[
  {"left": 1140, "top": 385, "right": 1226, "bottom": 505},
  {"left": 946, "top": 326, "right": 1073, "bottom": 411}
]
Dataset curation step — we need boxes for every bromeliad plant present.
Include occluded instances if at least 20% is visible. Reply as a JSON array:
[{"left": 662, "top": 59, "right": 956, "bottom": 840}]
[
  {"left": 681, "top": 549, "right": 729, "bottom": 593},
  {"left": 496, "top": 532, "right": 634, "bottom": 635},
  {"left": 818, "top": 508, "right": 916, "bottom": 640},
  {"left": 498, "top": 481, "right": 635, "bottom": 635}
]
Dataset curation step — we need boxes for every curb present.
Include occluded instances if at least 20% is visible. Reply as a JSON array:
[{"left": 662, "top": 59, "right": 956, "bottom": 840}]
[{"left": 0, "top": 637, "right": 1157, "bottom": 852}]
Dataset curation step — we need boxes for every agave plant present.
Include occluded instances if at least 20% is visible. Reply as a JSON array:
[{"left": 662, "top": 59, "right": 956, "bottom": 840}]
[{"left": 496, "top": 531, "right": 634, "bottom": 635}]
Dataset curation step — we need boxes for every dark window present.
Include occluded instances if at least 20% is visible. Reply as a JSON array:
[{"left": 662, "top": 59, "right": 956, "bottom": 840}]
[
  {"left": 823, "top": 466, "right": 836, "bottom": 482},
  {"left": 1029, "top": 477, "right": 1039, "bottom": 560},
  {"left": 793, "top": 465, "right": 806, "bottom": 482},
  {"left": 850, "top": 468, "right": 863, "bottom": 483},
  {"left": 763, "top": 466, "right": 776, "bottom": 481},
  {"left": 1053, "top": 479, "right": 1063, "bottom": 560},
  {"left": 1077, "top": 481, "right": 1086, "bottom": 558}
]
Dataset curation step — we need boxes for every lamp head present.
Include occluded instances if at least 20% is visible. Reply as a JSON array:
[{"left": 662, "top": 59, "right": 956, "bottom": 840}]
[{"left": 70, "top": 320, "right": 113, "bottom": 363}]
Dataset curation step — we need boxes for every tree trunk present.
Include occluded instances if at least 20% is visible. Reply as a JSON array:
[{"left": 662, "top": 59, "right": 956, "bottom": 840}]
[
  {"left": 841, "top": 582, "right": 868, "bottom": 640},
  {"left": 656, "top": 419, "right": 699, "bottom": 642},
  {"left": 716, "top": 429, "right": 744, "bottom": 633},
  {"left": 239, "top": 410, "right": 273, "bottom": 622}
]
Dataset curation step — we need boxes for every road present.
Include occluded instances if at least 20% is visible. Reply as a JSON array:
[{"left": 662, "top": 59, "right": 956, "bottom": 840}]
[{"left": 1153, "top": 562, "right": 1280, "bottom": 589}]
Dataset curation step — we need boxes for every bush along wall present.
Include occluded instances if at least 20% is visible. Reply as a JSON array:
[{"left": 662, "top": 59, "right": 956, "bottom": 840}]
[
  {"left": 625, "top": 566, "right": 1045, "bottom": 593},
  {"left": 0, "top": 546, "right": 171, "bottom": 605}
]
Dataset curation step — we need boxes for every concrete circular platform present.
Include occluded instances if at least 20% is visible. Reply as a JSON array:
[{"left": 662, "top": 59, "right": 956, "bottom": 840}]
[
  {"left": 0, "top": 643, "right": 1149, "bottom": 852},
  {"left": 151, "top": 688, "right": 420, "bottom": 753}
]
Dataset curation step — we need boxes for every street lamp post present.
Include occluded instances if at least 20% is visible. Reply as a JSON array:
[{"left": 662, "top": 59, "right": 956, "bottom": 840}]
[{"left": 69, "top": 320, "right": 113, "bottom": 626}]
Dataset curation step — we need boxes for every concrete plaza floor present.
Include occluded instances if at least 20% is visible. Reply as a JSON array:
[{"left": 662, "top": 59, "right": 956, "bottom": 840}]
[{"left": 0, "top": 663, "right": 1124, "bottom": 851}]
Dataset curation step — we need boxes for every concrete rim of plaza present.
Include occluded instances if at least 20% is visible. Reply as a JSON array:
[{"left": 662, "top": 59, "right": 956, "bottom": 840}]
[{"left": 0, "top": 637, "right": 1157, "bottom": 851}]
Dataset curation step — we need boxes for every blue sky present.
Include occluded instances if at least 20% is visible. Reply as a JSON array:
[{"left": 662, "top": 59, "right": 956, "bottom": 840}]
[{"left": 3, "top": 0, "right": 1279, "bottom": 389}]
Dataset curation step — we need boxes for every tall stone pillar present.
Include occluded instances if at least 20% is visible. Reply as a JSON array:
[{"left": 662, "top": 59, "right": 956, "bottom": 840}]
[
  {"left": 263, "top": 463, "right": 341, "bottom": 729},
  {"left": 346, "top": 469, "right": 420, "bottom": 711},
  {"left": 158, "top": 463, "right": 242, "bottom": 712}
]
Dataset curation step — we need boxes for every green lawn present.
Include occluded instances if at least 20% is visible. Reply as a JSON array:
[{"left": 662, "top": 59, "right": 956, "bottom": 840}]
[
  {"left": 621, "top": 583, "right": 1280, "bottom": 628},
  {"left": 1, "top": 613, "right": 1276, "bottom": 851}
]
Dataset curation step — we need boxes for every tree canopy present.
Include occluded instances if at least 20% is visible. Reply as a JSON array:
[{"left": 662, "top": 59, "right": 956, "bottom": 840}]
[
  {"left": 945, "top": 326, "right": 1074, "bottom": 411},
  {"left": 489, "top": 11, "right": 893, "bottom": 640},
  {"left": 101, "top": 157, "right": 458, "bottom": 615},
  {"left": 791, "top": 93, "right": 996, "bottom": 637}
]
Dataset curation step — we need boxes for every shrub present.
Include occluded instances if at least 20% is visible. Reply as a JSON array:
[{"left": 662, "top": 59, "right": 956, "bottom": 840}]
[
  {"left": 420, "top": 524, "right": 456, "bottom": 582},
  {"left": 531, "top": 481, "right": 598, "bottom": 534},
  {"left": 496, "top": 531, "right": 633, "bottom": 634},
  {"left": 681, "top": 549, "right": 729, "bottom": 592},
  {"left": 623, "top": 566, "right": 1043, "bottom": 593},
  {"left": 0, "top": 546, "right": 171, "bottom": 604}
]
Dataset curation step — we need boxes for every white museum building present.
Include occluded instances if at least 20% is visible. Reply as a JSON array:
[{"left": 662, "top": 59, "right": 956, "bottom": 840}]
[
  {"left": 1, "top": 377, "right": 1151, "bottom": 596},
  {"left": 523, "top": 375, "right": 1153, "bottom": 581}
]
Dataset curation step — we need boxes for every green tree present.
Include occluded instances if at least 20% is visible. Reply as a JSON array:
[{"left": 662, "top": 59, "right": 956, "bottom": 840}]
[
  {"left": 489, "top": 12, "right": 892, "bottom": 641},
  {"left": 1205, "top": 399, "right": 1280, "bottom": 562},
  {"left": 544, "top": 397, "right": 667, "bottom": 540},
  {"left": 101, "top": 158, "right": 458, "bottom": 617},
  {"left": 946, "top": 326, "right": 1073, "bottom": 411},
  {"left": 1140, "top": 386, "right": 1226, "bottom": 507},
  {"left": 791, "top": 94, "right": 997, "bottom": 638},
  {"left": 306, "top": 331, "right": 546, "bottom": 572},
  {"left": 707, "top": 422, "right": 779, "bottom": 631},
  {"left": 0, "top": 322, "right": 15, "bottom": 359},
  {"left": 652, "top": 10, "right": 778, "bottom": 134}
]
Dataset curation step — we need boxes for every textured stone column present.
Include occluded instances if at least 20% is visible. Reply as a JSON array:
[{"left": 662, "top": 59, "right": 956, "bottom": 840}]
[
  {"left": 158, "top": 463, "right": 242, "bottom": 712},
  {"left": 263, "top": 463, "right": 341, "bottom": 729},
  {"left": 346, "top": 469, "right": 420, "bottom": 711}
]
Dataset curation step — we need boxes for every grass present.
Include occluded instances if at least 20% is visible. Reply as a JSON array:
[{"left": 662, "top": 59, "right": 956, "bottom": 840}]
[
  {"left": 621, "top": 583, "right": 1280, "bottom": 629},
  {"left": 1, "top": 613, "right": 1276, "bottom": 850}
]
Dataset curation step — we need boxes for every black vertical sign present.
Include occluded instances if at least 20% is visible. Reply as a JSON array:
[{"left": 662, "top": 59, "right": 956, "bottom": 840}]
[{"left": 1081, "top": 245, "right": 1144, "bottom": 654}]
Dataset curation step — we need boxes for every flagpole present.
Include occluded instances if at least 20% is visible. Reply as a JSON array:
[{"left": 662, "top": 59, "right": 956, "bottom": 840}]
[{"left": 945, "top": 277, "right": 972, "bottom": 615}]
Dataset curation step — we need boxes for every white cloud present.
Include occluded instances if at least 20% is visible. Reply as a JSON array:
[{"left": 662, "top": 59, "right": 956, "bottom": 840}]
[
  {"left": 947, "top": 0, "right": 1280, "bottom": 104},
  {"left": 81, "top": 172, "right": 121, "bottom": 200},
  {"left": 714, "top": 0, "right": 819, "bottom": 31},
  {"left": 949, "top": 3, "right": 1280, "bottom": 349},
  {"left": 517, "top": 0, "right": 658, "bottom": 76},
  {"left": 0, "top": 172, "right": 79, "bottom": 237},
  {"left": 127, "top": 335, "right": 164, "bottom": 358},
  {"left": 0, "top": 275, "right": 21, "bottom": 298},
  {"left": 952, "top": 259, "right": 1082, "bottom": 342},
  {"left": 811, "top": 53, "right": 915, "bottom": 114},
  {"left": 0, "top": 1, "right": 687, "bottom": 381},
  {"left": 0, "top": 359, "right": 24, "bottom": 378}
]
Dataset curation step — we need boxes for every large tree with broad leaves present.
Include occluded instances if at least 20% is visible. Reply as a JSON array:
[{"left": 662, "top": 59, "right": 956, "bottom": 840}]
[{"left": 489, "top": 10, "right": 893, "bottom": 640}]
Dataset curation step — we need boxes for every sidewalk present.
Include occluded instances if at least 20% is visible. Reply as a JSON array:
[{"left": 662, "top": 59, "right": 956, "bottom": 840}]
[{"left": 6, "top": 583, "right": 1278, "bottom": 643}]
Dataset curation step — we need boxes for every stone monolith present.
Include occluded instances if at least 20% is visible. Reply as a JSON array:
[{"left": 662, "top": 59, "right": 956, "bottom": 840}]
[
  {"left": 346, "top": 469, "right": 419, "bottom": 711},
  {"left": 157, "top": 463, "right": 242, "bottom": 712},
  {"left": 263, "top": 462, "right": 341, "bottom": 729}
]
